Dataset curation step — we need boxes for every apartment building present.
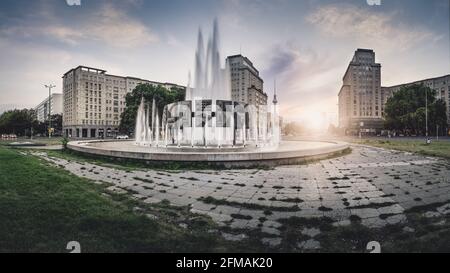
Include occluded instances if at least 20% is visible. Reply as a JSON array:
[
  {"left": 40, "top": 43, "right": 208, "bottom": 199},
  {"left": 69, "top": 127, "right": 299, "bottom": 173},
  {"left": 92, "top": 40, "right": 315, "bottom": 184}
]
[
  {"left": 226, "top": 55, "right": 268, "bottom": 106},
  {"left": 338, "top": 49, "right": 383, "bottom": 134},
  {"left": 34, "top": 93, "right": 63, "bottom": 122},
  {"left": 62, "top": 66, "right": 184, "bottom": 138}
]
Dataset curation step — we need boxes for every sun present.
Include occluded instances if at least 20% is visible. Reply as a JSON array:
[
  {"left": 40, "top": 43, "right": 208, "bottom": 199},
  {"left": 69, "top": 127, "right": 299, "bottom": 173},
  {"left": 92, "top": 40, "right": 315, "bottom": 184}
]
[{"left": 302, "top": 112, "right": 328, "bottom": 132}]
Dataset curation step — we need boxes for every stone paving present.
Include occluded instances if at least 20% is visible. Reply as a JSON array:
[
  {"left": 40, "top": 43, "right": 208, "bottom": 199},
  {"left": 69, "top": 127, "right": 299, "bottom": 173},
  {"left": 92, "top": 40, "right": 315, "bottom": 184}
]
[{"left": 32, "top": 145, "right": 450, "bottom": 248}]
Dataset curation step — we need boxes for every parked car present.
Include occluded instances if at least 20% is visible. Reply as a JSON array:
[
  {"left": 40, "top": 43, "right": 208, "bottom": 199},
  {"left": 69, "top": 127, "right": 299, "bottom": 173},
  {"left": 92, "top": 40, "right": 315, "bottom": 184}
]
[
  {"left": 1, "top": 134, "right": 17, "bottom": 139},
  {"left": 116, "top": 135, "right": 129, "bottom": 140}
]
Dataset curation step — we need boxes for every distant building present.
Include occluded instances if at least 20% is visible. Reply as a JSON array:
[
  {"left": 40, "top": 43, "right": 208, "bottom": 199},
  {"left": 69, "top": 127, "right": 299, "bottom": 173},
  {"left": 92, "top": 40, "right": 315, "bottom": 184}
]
[
  {"left": 338, "top": 49, "right": 383, "bottom": 134},
  {"left": 381, "top": 74, "right": 450, "bottom": 124},
  {"left": 338, "top": 48, "right": 450, "bottom": 135},
  {"left": 0, "top": 104, "right": 34, "bottom": 115},
  {"left": 226, "top": 55, "right": 268, "bottom": 106},
  {"left": 62, "top": 66, "right": 184, "bottom": 138},
  {"left": 34, "top": 93, "right": 63, "bottom": 122}
]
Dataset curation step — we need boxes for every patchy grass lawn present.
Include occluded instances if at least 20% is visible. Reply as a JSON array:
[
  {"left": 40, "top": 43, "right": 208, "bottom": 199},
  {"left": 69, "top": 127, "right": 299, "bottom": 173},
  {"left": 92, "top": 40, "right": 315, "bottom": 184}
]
[
  {"left": 353, "top": 139, "right": 450, "bottom": 159},
  {"left": 278, "top": 206, "right": 450, "bottom": 253},
  {"left": 0, "top": 145, "right": 260, "bottom": 253}
]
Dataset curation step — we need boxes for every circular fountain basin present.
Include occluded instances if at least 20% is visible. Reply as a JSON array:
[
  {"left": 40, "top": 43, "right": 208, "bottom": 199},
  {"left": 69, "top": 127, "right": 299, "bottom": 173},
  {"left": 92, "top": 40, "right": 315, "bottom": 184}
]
[{"left": 67, "top": 140, "right": 350, "bottom": 167}]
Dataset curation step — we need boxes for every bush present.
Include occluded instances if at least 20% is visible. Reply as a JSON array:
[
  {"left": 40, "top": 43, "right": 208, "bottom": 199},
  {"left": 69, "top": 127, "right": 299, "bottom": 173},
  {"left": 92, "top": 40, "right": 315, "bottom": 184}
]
[{"left": 61, "top": 137, "right": 69, "bottom": 150}]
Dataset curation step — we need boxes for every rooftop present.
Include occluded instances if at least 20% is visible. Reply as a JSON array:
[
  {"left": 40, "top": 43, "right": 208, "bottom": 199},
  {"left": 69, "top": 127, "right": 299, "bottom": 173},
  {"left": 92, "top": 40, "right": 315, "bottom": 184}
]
[{"left": 382, "top": 74, "right": 450, "bottom": 89}]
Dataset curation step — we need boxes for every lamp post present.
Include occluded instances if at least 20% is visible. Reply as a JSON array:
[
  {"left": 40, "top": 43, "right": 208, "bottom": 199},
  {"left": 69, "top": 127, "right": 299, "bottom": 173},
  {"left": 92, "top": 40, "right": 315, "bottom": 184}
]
[
  {"left": 436, "top": 124, "right": 439, "bottom": 141},
  {"left": 45, "top": 84, "right": 56, "bottom": 138},
  {"left": 425, "top": 89, "right": 428, "bottom": 138},
  {"left": 359, "top": 121, "right": 364, "bottom": 139}
]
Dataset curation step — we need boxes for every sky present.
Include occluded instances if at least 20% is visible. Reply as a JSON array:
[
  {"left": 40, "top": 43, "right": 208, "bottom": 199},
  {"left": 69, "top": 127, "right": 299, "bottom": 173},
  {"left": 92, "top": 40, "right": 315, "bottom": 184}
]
[{"left": 0, "top": 0, "right": 449, "bottom": 126}]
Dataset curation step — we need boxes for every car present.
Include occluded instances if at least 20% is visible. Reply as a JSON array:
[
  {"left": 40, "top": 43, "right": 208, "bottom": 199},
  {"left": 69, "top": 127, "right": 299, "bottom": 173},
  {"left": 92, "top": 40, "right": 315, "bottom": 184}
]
[
  {"left": 1, "top": 134, "right": 17, "bottom": 139},
  {"left": 116, "top": 135, "right": 129, "bottom": 140}
]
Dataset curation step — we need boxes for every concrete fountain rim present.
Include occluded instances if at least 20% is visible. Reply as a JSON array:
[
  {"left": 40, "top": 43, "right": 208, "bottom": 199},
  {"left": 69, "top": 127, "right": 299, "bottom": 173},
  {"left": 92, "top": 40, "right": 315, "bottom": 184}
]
[{"left": 67, "top": 139, "right": 350, "bottom": 167}]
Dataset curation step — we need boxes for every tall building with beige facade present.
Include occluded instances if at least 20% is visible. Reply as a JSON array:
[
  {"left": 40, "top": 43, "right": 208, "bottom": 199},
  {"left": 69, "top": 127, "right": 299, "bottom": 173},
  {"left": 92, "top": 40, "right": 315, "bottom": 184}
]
[
  {"left": 226, "top": 55, "right": 268, "bottom": 106},
  {"left": 62, "top": 66, "right": 184, "bottom": 138},
  {"left": 338, "top": 49, "right": 383, "bottom": 134}
]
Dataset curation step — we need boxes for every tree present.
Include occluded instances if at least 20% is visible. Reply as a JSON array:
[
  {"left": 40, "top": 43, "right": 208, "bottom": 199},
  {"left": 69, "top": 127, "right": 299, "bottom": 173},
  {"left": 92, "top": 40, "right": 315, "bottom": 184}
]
[
  {"left": 119, "top": 84, "right": 185, "bottom": 134},
  {"left": 49, "top": 114, "right": 63, "bottom": 135},
  {"left": 429, "top": 99, "right": 447, "bottom": 135},
  {"left": 283, "top": 122, "right": 305, "bottom": 136},
  {"left": 33, "top": 121, "right": 47, "bottom": 136},
  {"left": 384, "top": 84, "right": 447, "bottom": 136},
  {"left": 327, "top": 124, "right": 342, "bottom": 135},
  {"left": 0, "top": 109, "right": 39, "bottom": 136}
]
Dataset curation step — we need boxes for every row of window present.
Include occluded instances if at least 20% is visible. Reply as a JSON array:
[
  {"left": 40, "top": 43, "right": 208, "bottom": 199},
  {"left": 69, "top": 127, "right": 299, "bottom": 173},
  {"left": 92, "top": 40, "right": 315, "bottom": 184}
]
[{"left": 81, "top": 120, "right": 119, "bottom": 126}]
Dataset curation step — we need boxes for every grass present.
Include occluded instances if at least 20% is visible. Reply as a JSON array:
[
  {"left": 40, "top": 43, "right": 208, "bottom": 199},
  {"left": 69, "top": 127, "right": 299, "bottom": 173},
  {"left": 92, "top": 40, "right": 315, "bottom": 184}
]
[
  {"left": 198, "top": 196, "right": 301, "bottom": 212},
  {"left": 277, "top": 211, "right": 450, "bottom": 253},
  {"left": 0, "top": 145, "right": 266, "bottom": 253},
  {"left": 353, "top": 139, "right": 450, "bottom": 159}
]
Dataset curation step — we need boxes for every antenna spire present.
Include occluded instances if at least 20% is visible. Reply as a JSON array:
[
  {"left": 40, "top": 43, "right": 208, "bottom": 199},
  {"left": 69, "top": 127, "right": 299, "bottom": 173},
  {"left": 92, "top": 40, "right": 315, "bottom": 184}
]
[{"left": 273, "top": 78, "right": 278, "bottom": 105}]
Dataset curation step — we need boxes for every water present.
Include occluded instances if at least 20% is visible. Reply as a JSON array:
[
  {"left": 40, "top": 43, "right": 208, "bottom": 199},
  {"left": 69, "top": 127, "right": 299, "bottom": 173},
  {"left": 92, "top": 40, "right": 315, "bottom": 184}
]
[
  {"left": 135, "top": 97, "right": 158, "bottom": 146},
  {"left": 136, "top": 20, "right": 280, "bottom": 149}
]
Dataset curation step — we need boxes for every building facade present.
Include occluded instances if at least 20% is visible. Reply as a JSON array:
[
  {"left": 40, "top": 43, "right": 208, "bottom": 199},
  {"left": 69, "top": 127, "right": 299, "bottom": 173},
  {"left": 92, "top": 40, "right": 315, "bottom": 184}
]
[
  {"left": 338, "top": 49, "right": 383, "bottom": 134},
  {"left": 226, "top": 55, "right": 268, "bottom": 106},
  {"left": 34, "top": 93, "right": 63, "bottom": 122},
  {"left": 62, "top": 66, "right": 184, "bottom": 138},
  {"left": 381, "top": 75, "right": 450, "bottom": 124}
]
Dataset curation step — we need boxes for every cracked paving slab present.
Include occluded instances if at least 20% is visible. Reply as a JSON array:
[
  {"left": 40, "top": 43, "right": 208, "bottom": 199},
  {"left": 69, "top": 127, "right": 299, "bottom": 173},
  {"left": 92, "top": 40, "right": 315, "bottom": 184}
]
[{"left": 31, "top": 145, "right": 450, "bottom": 240}]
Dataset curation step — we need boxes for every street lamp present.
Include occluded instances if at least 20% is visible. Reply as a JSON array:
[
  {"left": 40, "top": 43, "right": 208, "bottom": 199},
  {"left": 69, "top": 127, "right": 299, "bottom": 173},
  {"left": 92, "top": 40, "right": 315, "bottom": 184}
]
[
  {"left": 45, "top": 84, "right": 56, "bottom": 138},
  {"left": 436, "top": 124, "right": 439, "bottom": 141},
  {"left": 425, "top": 88, "right": 428, "bottom": 138},
  {"left": 359, "top": 121, "right": 364, "bottom": 139}
]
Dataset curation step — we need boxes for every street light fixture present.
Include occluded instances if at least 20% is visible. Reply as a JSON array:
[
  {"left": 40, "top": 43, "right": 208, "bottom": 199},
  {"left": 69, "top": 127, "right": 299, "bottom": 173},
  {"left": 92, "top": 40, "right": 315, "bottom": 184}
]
[{"left": 45, "top": 84, "right": 56, "bottom": 138}]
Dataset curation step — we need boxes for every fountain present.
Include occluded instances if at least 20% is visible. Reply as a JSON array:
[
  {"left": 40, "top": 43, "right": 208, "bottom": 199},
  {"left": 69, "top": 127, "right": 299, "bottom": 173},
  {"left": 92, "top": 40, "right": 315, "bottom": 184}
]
[
  {"left": 135, "top": 20, "right": 280, "bottom": 149},
  {"left": 67, "top": 20, "right": 349, "bottom": 167}
]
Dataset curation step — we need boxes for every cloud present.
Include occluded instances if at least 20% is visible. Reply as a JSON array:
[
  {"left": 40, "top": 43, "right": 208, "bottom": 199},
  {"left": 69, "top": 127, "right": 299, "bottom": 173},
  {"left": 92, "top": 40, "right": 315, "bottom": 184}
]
[
  {"left": 263, "top": 43, "right": 298, "bottom": 76},
  {"left": 261, "top": 42, "right": 344, "bottom": 121},
  {"left": 306, "top": 4, "right": 438, "bottom": 51},
  {"left": 219, "top": 0, "right": 285, "bottom": 30},
  {"left": 0, "top": 2, "right": 158, "bottom": 48},
  {"left": 166, "top": 33, "right": 182, "bottom": 47},
  {"left": 86, "top": 3, "right": 158, "bottom": 47},
  {"left": 0, "top": 36, "right": 126, "bottom": 105}
]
